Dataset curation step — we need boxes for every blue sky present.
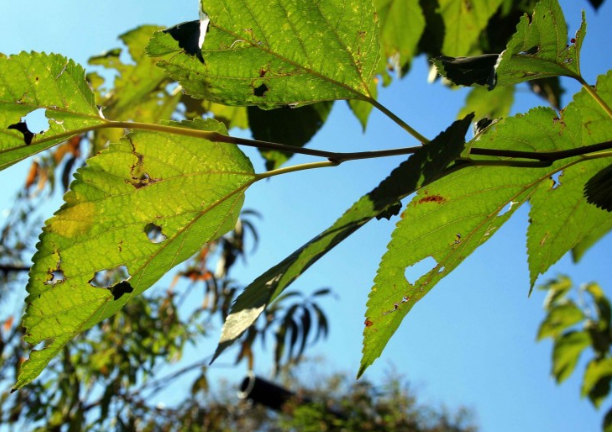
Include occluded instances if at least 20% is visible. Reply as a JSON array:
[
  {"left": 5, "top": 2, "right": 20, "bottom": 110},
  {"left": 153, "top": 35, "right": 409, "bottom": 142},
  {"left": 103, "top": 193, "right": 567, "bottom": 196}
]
[{"left": 1, "top": 1, "right": 612, "bottom": 431}]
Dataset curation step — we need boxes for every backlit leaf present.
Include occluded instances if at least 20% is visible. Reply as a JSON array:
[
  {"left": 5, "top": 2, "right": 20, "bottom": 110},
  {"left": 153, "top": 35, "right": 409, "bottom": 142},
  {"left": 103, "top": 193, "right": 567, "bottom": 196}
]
[
  {"left": 89, "top": 26, "right": 181, "bottom": 152},
  {"left": 438, "top": 0, "right": 504, "bottom": 56},
  {"left": 360, "top": 70, "right": 612, "bottom": 372},
  {"left": 147, "top": 0, "right": 380, "bottom": 108},
  {"left": 374, "top": 0, "right": 425, "bottom": 68},
  {"left": 433, "top": 0, "right": 586, "bottom": 88},
  {"left": 15, "top": 119, "right": 255, "bottom": 390},
  {"left": 0, "top": 52, "right": 105, "bottom": 171},
  {"left": 495, "top": 0, "right": 585, "bottom": 86},
  {"left": 527, "top": 71, "right": 612, "bottom": 286},
  {"left": 212, "top": 116, "right": 472, "bottom": 363},
  {"left": 537, "top": 302, "right": 584, "bottom": 340}
]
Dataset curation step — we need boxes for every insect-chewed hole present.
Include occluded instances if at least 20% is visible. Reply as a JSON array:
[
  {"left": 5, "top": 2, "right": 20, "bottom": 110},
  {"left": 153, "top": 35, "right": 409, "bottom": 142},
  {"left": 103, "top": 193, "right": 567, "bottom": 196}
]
[
  {"left": 144, "top": 223, "right": 167, "bottom": 244},
  {"left": 23, "top": 108, "right": 49, "bottom": 133},
  {"left": 551, "top": 171, "right": 563, "bottom": 189},
  {"left": 497, "top": 201, "right": 516, "bottom": 217},
  {"left": 404, "top": 256, "right": 438, "bottom": 284},
  {"left": 45, "top": 269, "right": 66, "bottom": 285},
  {"left": 89, "top": 265, "right": 130, "bottom": 288},
  {"left": 254, "top": 83, "right": 268, "bottom": 97}
]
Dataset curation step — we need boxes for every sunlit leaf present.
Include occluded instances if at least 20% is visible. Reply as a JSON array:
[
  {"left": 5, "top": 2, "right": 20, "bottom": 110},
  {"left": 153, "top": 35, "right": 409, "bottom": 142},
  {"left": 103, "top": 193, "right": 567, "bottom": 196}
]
[
  {"left": 212, "top": 116, "right": 472, "bottom": 363},
  {"left": 15, "top": 119, "right": 255, "bottom": 390},
  {"left": 147, "top": 0, "right": 380, "bottom": 108},
  {"left": 495, "top": 0, "right": 585, "bottom": 85},
  {"left": 360, "top": 69, "right": 612, "bottom": 372},
  {"left": 527, "top": 72, "right": 612, "bottom": 286},
  {"left": 552, "top": 331, "right": 591, "bottom": 383},
  {"left": 0, "top": 52, "right": 105, "bottom": 171}
]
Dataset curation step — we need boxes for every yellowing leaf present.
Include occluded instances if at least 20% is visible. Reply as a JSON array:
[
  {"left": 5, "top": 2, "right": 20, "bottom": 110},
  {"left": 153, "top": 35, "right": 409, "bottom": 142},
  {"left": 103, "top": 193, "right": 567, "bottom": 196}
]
[{"left": 15, "top": 119, "right": 255, "bottom": 390}]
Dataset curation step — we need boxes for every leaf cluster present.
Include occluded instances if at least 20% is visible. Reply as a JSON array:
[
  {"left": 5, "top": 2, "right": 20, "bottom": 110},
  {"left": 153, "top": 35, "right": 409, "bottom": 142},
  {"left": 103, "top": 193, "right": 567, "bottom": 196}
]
[
  {"left": 538, "top": 276, "right": 612, "bottom": 431},
  {"left": 0, "top": 0, "right": 611, "bottom": 395}
]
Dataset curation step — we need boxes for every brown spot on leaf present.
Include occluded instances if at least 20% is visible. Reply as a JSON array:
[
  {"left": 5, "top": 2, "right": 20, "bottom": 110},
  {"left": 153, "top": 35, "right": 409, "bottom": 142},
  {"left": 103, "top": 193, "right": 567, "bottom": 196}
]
[
  {"left": 364, "top": 319, "right": 373, "bottom": 327},
  {"left": 418, "top": 194, "right": 446, "bottom": 204}
]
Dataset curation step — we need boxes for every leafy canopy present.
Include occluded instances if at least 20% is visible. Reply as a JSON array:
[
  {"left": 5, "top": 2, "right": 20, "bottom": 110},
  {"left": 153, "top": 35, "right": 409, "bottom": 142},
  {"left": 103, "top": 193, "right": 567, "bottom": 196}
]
[{"left": 1, "top": 0, "right": 611, "bottom": 389}]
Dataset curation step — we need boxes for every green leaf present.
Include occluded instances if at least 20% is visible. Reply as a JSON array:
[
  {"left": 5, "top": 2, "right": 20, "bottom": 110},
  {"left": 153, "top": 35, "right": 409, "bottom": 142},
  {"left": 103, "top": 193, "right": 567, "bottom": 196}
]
[
  {"left": 374, "top": 0, "right": 425, "bottom": 68},
  {"left": 15, "top": 119, "right": 255, "bottom": 390},
  {"left": 551, "top": 330, "right": 591, "bottom": 383},
  {"left": 147, "top": 0, "right": 380, "bottom": 108},
  {"left": 248, "top": 102, "right": 333, "bottom": 170},
  {"left": 584, "top": 282, "right": 612, "bottom": 331},
  {"left": 583, "top": 358, "right": 612, "bottom": 407},
  {"left": 538, "top": 275, "right": 574, "bottom": 309},
  {"left": 89, "top": 26, "right": 180, "bottom": 152},
  {"left": 438, "top": 0, "right": 504, "bottom": 56},
  {"left": 0, "top": 52, "right": 105, "bottom": 171},
  {"left": 495, "top": 0, "right": 585, "bottom": 86},
  {"left": 348, "top": 79, "right": 378, "bottom": 132},
  {"left": 604, "top": 408, "right": 612, "bottom": 432},
  {"left": 458, "top": 85, "right": 515, "bottom": 122},
  {"left": 527, "top": 71, "right": 612, "bottom": 286},
  {"left": 537, "top": 302, "right": 584, "bottom": 340},
  {"left": 212, "top": 116, "right": 473, "bottom": 363},
  {"left": 572, "top": 218, "right": 612, "bottom": 262}
]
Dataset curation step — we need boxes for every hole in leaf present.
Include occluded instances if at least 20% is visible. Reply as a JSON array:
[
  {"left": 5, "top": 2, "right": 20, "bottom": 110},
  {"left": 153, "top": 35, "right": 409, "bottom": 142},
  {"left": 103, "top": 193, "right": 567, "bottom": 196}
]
[
  {"left": 254, "top": 83, "right": 268, "bottom": 97},
  {"left": 89, "top": 265, "right": 130, "bottom": 288},
  {"left": 23, "top": 108, "right": 48, "bottom": 133},
  {"left": 45, "top": 269, "right": 66, "bottom": 286},
  {"left": 438, "top": 266, "right": 446, "bottom": 274},
  {"left": 519, "top": 46, "right": 539, "bottom": 55},
  {"left": 144, "top": 223, "right": 167, "bottom": 244},
  {"left": 551, "top": 171, "right": 563, "bottom": 189},
  {"left": 404, "top": 256, "right": 438, "bottom": 284},
  {"left": 109, "top": 281, "right": 134, "bottom": 300},
  {"left": 497, "top": 201, "right": 516, "bottom": 217}
]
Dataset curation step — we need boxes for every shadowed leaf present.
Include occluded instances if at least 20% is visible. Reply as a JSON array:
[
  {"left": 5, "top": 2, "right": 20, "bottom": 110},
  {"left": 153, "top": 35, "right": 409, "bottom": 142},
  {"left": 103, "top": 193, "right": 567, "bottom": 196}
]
[{"left": 212, "top": 115, "right": 472, "bottom": 363}]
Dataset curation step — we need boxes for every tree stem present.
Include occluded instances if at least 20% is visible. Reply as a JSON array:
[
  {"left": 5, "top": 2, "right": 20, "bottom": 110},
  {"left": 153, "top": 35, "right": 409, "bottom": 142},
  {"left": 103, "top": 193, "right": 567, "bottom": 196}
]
[{"left": 577, "top": 77, "right": 612, "bottom": 121}]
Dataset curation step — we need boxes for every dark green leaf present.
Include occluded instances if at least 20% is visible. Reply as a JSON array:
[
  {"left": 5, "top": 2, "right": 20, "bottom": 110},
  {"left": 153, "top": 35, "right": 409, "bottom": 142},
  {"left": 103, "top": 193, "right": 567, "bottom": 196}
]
[
  {"left": 552, "top": 330, "right": 591, "bottom": 383},
  {"left": 583, "top": 358, "right": 612, "bottom": 407},
  {"left": 249, "top": 102, "right": 333, "bottom": 170},
  {"left": 585, "top": 163, "right": 612, "bottom": 212}
]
